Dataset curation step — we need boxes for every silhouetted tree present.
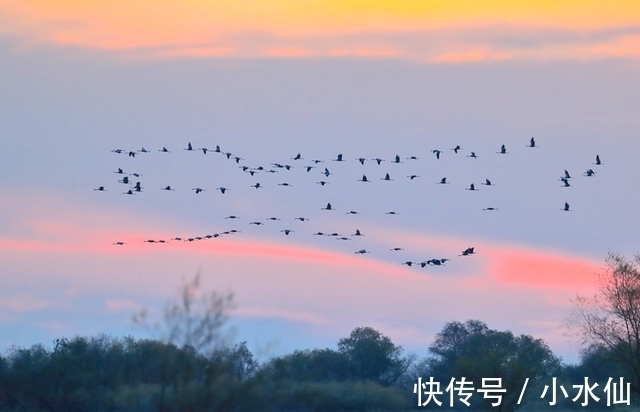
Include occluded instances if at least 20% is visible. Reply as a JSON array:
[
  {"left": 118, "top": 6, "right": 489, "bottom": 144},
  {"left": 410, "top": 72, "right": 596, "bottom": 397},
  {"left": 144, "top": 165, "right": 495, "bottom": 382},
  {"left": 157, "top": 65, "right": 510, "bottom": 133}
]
[
  {"left": 426, "top": 320, "right": 560, "bottom": 411},
  {"left": 338, "top": 326, "right": 415, "bottom": 386},
  {"left": 569, "top": 252, "right": 640, "bottom": 394}
]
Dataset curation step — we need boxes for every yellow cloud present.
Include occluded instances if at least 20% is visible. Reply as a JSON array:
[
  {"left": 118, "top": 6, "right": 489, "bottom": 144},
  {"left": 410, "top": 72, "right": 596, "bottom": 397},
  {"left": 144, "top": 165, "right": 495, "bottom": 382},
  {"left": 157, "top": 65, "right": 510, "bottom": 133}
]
[{"left": 1, "top": 0, "right": 639, "bottom": 60}]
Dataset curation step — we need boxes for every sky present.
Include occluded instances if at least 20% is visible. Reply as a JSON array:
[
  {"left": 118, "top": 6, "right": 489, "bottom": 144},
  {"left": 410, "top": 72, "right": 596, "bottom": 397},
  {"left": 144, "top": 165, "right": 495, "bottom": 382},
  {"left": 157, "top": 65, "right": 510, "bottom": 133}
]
[{"left": 1, "top": 0, "right": 639, "bottom": 364}]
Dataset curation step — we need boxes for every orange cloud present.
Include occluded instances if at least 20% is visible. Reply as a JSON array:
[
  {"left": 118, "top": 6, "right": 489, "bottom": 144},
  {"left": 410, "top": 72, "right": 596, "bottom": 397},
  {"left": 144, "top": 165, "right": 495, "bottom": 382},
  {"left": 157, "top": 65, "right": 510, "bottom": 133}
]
[{"left": 1, "top": 0, "right": 639, "bottom": 60}]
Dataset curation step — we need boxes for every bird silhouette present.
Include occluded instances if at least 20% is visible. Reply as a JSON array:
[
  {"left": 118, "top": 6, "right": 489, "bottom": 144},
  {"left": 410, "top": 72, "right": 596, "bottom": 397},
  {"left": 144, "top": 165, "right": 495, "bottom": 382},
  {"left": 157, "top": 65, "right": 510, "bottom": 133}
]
[
  {"left": 438, "top": 177, "right": 449, "bottom": 184},
  {"left": 355, "top": 249, "right": 370, "bottom": 254},
  {"left": 192, "top": 188, "right": 205, "bottom": 194},
  {"left": 528, "top": 137, "right": 536, "bottom": 148},
  {"left": 322, "top": 168, "right": 331, "bottom": 177},
  {"left": 390, "top": 247, "right": 403, "bottom": 251},
  {"left": 372, "top": 158, "right": 385, "bottom": 165},
  {"left": 563, "top": 170, "right": 572, "bottom": 179},
  {"left": 185, "top": 142, "right": 193, "bottom": 151},
  {"left": 392, "top": 154, "right": 402, "bottom": 163},
  {"left": 249, "top": 221, "right": 264, "bottom": 225},
  {"left": 94, "top": 186, "right": 106, "bottom": 191},
  {"left": 466, "top": 183, "right": 478, "bottom": 191},
  {"left": 322, "top": 203, "right": 334, "bottom": 210},
  {"left": 295, "top": 217, "right": 309, "bottom": 221},
  {"left": 381, "top": 173, "right": 393, "bottom": 181},
  {"left": 216, "top": 187, "right": 229, "bottom": 194},
  {"left": 159, "top": 147, "right": 170, "bottom": 153},
  {"left": 225, "top": 215, "right": 239, "bottom": 219},
  {"left": 281, "top": 229, "right": 294, "bottom": 235},
  {"left": 595, "top": 155, "right": 602, "bottom": 165},
  {"left": 385, "top": 211, "right": 398, "bottom": 215},
  {"left": 482, "top": 179, "right": 493, "bottom": 186},
  {"left": 305, "top": 166, "right": 315, "bottom": 172},
  {"left": 560, "top": 178, "right": 570, "bottom": 187},
  {"left": 119, "top": 176, "right": 130, "bottom": 184},
  {"left": 278, "top": 183, "right": 292, "bottom": 187},
  {"left": 358, "top": 175, "right": 370, "bottom": 182},
  {"left": 401, "top": 261, "right": 414, "bottom": 267},
  {"left": 128, "top": 151, "right": 136, "bottom": 157},
  {"left": 408, "top": 175, "right": 420, "bottom": 180},
  {"left": 161, "top": 186, "right": 175, "bottom": 191},
  {"left": 460, "top": 247, "right": 475, "bottom": 256},
  {"left": 452, "top": 145, "right": 462, "bottom": 153},
  {"left": 352, "top": 229, "right": 363, "bottom": 236},
  {"left": 293, "top": 153, "right": 302, "bottom": 160},
  {"left": 498, "top": 145, "right": 507, "bottom": 154},
  {"left": 468, "top": 152, "right": 478, "bottom": 159},
  {"left": 317, "top": 181, "right": 328, "bottom": 186},
  {"left": 432, "top": 150, "right": 442, "bottom": 159},
  {"left": 114, "top": 168, "right": 124, "bottom": 174},
  {"left": 112, "top": 149, "right": 124, "bottom": 154},
  {"left": 584, "top": 169, "right": 596, "bottom": 177},
  {"left": 334, "top": 154, "right": 344, "bottom": 162},
  {"left": 357, "top": 158, "right": 366, "bottom": 165},
  {"left": 563, "top": 202, "right": 571, "bottom": 211},
  {"left": 251, "top": 183, "right": 262, "bottom": 189},
  {"left": 122, "top": 190, "right": 134, "bottom": 195},
  {"left": 113, "top": 241, "right": 125, "bottom": 245},
  {"left": 483, "top": 207, "right": 498, "bottom": 211}
]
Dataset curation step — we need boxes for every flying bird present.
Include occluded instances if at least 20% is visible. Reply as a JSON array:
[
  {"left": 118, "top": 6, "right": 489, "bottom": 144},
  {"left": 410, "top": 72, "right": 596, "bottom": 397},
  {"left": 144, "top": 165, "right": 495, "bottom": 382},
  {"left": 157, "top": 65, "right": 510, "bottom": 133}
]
[
  {"left": 438, "top": 177, "right": 449, "bottom": 184},
  {"left": 358, "top": 175, "right": 370, "bottom": 182},
  {"left": 292, "top": 153, "right": 302, "bottom": 160},
  {"left": 322, "top": 168, "right": 331, "bottom": 177},
  {"left": 432, "top": 150, "right": 442, "bottom": 159},
  {"left": 346, "top": 210, "right": 360, "bottom": 215},
  {"left": 498, "top": 145, "right": 507, "bottom": 154},
  {"left": 392, "top": 154, "right": 402, "bottom": 163},
  {"left": 482, "top": 179, "right": 493, "bottom": 186},
  {"left": 216, "top": 187, "right": 229, "bottom": 194},
  {"left": 94, "top": 186, "right": 106, "bottom": 191},
  {"left": 595, "top": 155, "right": 602, "bottom": 165},
  {"left": 372, "top": 158, "right": 385, "bottom": 165},
  {"left": 251, "top": 183, "right": 262, "bottom": 189},
  {"left": 528, "top": 137, "right": 536, "bottom": 148},
  {"left": 381, "top": 173, "right": 393, "bottom": 181},
  {"left": 468, "top": 152, "right": 478, "bottom": 159},
  {"left": 355, "top": 249, "right": 370, "bottom": 254},
  {"left": 460, "top": 247, "right": 475, "bottom": 256},
  {"left": 584, "top": 169, "right": 595, "bottom": 177},
  {"left": 159, "top": 147, "right": 170, "bottom": 153},
  {"left": 466, "top": 183, "right": 477, "bottom": 191},
  {"left": 161, "top": 186, "right": 175, "bottom": 191},
  {"left": 281, "top": 229, "right": 294, "bottom": 235},
  {"left": 192, "top": 188, "right": 205, "bottom": 194},
  {"left": 322, "top": 203, "right": 334, "bottom": 210},
  {"left": 185, "top": 142, "right": 193, "bottom": 151},
  {"left": 563, "top": 202, "right": 571, "bottom": 211},
  {"left": 333, "top": 154, "right": 344, "bottom": 162},
  {"left": 483, "top": 207, "right": 498, "bottom": 211},
  {"left": 356, "top": 158, "right": 366, "bottom": 165},
  {"left": 352, "top": 229, "right": 363, "bottom": 236},
  {"left": 317, "top": 181, "right": 328, "bottom": 186},
  {"left": 452, "top": 145, "right": 462, "bottom": 153}
]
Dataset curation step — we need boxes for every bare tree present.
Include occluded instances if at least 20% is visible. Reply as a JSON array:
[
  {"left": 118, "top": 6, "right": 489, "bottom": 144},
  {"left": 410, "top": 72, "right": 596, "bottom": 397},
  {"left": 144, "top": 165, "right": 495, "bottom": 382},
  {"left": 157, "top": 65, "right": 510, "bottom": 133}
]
[
  {"left": 568, "top": 252, "right": 640, "bottom": 393},
  {"left": 133, "top": 273, "right": 235, "bottom": 354}
]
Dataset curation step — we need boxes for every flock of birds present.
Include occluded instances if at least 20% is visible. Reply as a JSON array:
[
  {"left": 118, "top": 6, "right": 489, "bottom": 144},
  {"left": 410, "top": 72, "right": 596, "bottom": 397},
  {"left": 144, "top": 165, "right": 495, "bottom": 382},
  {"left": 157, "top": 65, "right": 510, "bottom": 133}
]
[{"left": 100, "top": 137, "right": 603, "bottom": 268}]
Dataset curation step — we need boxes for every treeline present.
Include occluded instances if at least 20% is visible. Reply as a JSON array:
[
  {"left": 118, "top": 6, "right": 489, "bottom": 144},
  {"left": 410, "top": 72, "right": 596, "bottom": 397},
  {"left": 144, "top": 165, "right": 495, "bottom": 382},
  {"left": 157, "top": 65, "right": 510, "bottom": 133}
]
[{"left": 0, "top": 321, "right": 634, "bottom": 412}]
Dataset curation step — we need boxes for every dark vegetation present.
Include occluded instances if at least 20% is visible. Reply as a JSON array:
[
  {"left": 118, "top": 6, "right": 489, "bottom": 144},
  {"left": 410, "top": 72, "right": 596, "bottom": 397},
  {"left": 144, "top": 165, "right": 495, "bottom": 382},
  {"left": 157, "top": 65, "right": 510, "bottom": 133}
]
[{"left": 2, "top": 253, "right": 639, "bottom": 411}]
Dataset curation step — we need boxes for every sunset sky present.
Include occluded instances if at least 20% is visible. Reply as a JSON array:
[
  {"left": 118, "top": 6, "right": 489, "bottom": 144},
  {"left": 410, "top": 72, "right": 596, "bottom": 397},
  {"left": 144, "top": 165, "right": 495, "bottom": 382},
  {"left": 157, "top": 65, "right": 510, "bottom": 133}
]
[{"left": 1, "top": 1, "right": 639, "bottom": 363}]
